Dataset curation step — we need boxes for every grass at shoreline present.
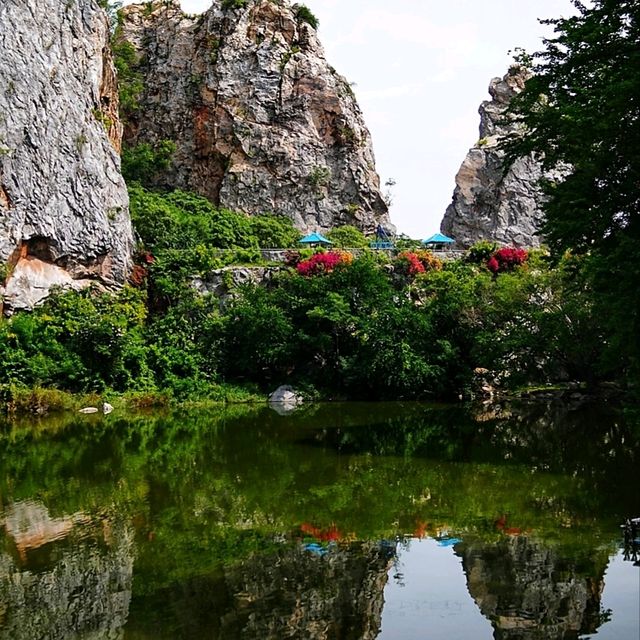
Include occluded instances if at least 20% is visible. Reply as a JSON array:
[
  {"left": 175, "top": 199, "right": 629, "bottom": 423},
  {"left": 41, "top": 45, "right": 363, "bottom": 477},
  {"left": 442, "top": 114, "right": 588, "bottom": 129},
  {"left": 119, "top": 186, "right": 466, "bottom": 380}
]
[{"left": 0, "top": 384, "right": 267, "bottom": 418}]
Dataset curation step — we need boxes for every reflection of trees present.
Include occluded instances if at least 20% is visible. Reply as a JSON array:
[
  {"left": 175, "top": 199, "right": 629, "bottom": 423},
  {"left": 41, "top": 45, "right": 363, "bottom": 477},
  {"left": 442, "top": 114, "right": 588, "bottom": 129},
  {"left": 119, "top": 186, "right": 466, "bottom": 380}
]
[
  {"left": 456, "top": 535, "right": 610, "bottom": 639},
  {"left": 128, "top": 542, "right": 395, "bottom": 640},
  {"left": 0, "top": 501, "right": 134, "bottom": 640}
]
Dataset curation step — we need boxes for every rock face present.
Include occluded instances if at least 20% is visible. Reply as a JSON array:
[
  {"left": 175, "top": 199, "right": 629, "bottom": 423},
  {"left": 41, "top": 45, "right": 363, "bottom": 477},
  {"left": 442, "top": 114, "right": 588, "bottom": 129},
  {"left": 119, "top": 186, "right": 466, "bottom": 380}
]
[
  {"left": 0, "top": 501, "right": 134, "bottom": 639},
  {"left": 457, "top": 535, "right": 606, "bottom": 639},
  {"left": 0, "top": 0, "right": 133, "bottom": 312},
  {"left": 118, "top": 0, "right": 392, "bottom": 235},
  {"left": 441, "top": 66, "right": 546, "bottom": 248},
  {"left": 129, "top": 542, "right": 394, "bottom": 639}
]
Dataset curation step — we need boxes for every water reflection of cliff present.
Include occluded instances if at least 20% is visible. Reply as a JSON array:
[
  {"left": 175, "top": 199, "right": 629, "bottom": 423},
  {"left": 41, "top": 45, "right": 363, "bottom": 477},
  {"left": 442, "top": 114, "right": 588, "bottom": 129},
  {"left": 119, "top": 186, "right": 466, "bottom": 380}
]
[
  {"left": 0, "top": 500, "right": 134, "bottom": 640},
  {"left": 129, "top": 541, "right": 394, "bottom": 639},
  {"left": 457, "top": 535, "right": 608, "bottom": 639}
]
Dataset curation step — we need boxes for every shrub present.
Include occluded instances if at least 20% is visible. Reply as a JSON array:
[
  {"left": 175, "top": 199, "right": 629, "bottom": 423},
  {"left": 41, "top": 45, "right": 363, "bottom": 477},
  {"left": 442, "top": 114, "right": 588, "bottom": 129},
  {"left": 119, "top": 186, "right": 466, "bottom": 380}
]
[
  {"left": 249, "top": 214, "right": 299, "bottom": 248},
  {"left": 121, "top": 140, "right": 176, "bottom": 186},
  {"left": 296, "top": 5, "right": 319, "bottom": 30},
  {"left": 128, "top": 185, "right": 257, "bottom": 252},
  {"left": 296, "top": 251, "right": 350, "bottom": 276},
  {"left": 486, "top": 247, "right": 529, "bottom": 274},
  {"left": 466, "top": 240, "right": 499, "bottom": 264},
  {"left": 111, "top": 38, "right": 143, "bottom": 121},
  {"left": 394, "top": 251, "right": 425, "bottom": 276},
  {"left": 414, "top": 250, "right": 443, "bottom": 272},
  {"left": 327, "top": 225, "right": 368, "bottom": 248}
]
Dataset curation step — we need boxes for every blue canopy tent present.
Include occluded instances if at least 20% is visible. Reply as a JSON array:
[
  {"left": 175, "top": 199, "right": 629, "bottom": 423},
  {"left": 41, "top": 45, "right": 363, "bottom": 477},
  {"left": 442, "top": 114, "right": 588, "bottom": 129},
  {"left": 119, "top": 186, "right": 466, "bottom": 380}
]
[
  {"left": 299, "top": 232, "right": 333, "bottom": 248},
  {"left": 423, "top": 233, "right": 455, "bottom": 250}
]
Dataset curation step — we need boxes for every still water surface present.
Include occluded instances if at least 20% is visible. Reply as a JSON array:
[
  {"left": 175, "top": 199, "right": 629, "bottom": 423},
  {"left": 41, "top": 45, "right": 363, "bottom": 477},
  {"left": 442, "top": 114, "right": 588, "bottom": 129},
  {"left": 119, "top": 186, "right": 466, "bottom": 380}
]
[{"left": 0, "top": 401, "right": 638, "bottom": 639}]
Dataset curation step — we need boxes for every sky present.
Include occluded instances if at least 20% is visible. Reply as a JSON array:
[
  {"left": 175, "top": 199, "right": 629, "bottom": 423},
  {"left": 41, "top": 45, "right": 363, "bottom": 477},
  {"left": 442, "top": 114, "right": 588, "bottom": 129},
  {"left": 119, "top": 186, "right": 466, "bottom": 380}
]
[{"left": 123, "top": 0, "right": 576, "bottom": 237}]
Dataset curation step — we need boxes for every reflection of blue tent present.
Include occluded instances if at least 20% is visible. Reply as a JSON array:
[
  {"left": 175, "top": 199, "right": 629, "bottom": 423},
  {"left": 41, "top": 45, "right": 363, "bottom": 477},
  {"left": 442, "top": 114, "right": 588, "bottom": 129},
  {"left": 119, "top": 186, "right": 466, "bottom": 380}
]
[
  {"left": 423, "top": 233, "right": 455, "bottom": 246},
  {"left": 300, "top": 232, "right": 332, "bottom": 247}
]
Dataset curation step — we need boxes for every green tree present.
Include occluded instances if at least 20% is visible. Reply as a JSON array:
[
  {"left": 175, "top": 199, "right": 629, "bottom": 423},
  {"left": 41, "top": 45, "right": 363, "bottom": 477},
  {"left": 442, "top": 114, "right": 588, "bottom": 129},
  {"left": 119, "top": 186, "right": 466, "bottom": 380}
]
[
  {"left": 249, "top": 214, "right": 299, "bottom": 248},
  {"left": 326, "top": 225, "right": 369, "bottom": 248},
  {"left": 505, "top": 0, "right": 640, "bottom": 384},
  {"left": 122, "top": 140, "right": 176, "bottom": 187}
]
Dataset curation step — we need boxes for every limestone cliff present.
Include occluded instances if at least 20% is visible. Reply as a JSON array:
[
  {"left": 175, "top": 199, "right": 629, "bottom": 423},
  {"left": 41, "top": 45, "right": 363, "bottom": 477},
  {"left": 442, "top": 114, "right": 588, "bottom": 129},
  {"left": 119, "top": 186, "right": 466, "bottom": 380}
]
[
  {"left": 0, "top": 0, "right": 133, "bottom": 312},
  {"left": 457, "top": 535, "right": 606, "bottom": 639},
  {"left": 0, "top": 502, "right": 134, "bottom": 640},
  {"left": 118, "top": 0, "right": 392, "bottom": 234},
  {"left": 441, "top": 67, "right": 546, "bottom": 248}
]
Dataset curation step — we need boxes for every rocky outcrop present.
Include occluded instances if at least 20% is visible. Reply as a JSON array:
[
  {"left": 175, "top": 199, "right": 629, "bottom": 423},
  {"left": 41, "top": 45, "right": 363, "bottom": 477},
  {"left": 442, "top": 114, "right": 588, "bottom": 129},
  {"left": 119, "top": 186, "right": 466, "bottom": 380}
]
[
  {"left": 129, "top": 542, "right": 394, "bottom": 639},
  {"left": 0, "top": 501, "right": 134, "bottom": 639},
  {"left": 118, "top": 0, "right": 392, "bottom": 235},
  {"left": 191, "top": 264, "right": 281, "bottom": 307},
  {"left": 457, "top": 535, "right": 607, "bottom": 639},
  {"left": 441, "top": 67, "right": 547, "bottom": 248},
  {"left": 0, "top": 0, "right": 133, "bottom": 313}
]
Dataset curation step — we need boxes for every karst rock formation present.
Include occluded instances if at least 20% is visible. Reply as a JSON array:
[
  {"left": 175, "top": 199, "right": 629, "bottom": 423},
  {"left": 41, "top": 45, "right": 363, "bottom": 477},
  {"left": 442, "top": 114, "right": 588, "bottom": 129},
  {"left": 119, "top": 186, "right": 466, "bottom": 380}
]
[
  {"left": 0, "top": 0, "right": 133, "bottom": 312},
  {"left": 118, "top": 0, "right": 392, "bottom": 235},
  {"left": 441, "top": 66, "right": 548, "bottom": 248}
]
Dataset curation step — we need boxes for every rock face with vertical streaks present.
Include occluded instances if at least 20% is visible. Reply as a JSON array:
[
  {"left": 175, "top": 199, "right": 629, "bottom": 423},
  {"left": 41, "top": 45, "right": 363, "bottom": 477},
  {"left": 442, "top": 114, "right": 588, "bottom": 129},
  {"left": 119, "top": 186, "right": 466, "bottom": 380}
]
[
  {"left": 118, "top": 0, "right": 392, "bottom": 235},
  {"left": 0, "top": 0, "right": 133, "bottom": 313},
  {"left": 441, "top": 66, "right": 547, "bottom": 248}
]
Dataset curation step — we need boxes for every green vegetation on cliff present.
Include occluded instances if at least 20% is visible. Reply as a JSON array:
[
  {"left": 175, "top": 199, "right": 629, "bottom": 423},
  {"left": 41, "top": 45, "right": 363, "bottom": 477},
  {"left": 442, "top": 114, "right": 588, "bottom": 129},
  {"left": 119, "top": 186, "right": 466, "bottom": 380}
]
[{"left": 0, "top": 237, "right": 618, "bottom": 407}]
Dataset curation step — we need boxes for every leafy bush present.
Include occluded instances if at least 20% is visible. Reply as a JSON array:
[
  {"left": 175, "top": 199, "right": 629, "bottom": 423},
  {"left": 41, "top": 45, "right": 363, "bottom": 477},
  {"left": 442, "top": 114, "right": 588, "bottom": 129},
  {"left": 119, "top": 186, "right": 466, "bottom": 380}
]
[
  {"left": 394, "top": 251, "right": 425, "bottom": 276},
  {"left": 296, "top": 5, "right": 319, "bottom": 30},
  {"left": 222, "top": 0, "right": 247, "bottom": 9},
  {"left": 111, "top": 37, "right": 143, "bottom": 121},
  {"left": 296, "top": 251, "right": 351, "bottom": 276},
  {"left": 128, "top": 185, "right": 257, "bottom": 252},
  {"left": 486, "top": 247, "right": 529, "bottom": 274},
  {"left": 327, "top": 225, "right": 368, "bottom": 248},
  {"left": 249, "top": 214, "right": 299, "bottom": 248},
  {"left": 122, "top": 140, "right": 176, "bottom": 186},
  {"left": 466, "top": 240, "right": 499, "bottom": 264}
]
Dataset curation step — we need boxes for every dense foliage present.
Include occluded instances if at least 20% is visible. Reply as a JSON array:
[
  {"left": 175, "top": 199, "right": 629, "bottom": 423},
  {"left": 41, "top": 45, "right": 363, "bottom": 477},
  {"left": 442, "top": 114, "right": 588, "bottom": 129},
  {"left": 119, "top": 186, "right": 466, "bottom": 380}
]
[
  {"left": 505, "top": 0, "right": 640, "bottom": 383},
  {"left": 0, "top": 237, "right": 614, "bottom": 403},
  {"left": 1, "top": 0, "right": 633, "bottom": 406}
]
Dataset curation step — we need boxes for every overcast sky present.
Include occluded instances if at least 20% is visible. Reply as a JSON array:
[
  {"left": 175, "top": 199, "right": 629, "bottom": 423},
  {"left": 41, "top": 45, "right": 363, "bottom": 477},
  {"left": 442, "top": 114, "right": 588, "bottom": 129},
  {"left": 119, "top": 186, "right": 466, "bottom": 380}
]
[{"left": 123, "top": 0, "right": 575, "bottom": 237}]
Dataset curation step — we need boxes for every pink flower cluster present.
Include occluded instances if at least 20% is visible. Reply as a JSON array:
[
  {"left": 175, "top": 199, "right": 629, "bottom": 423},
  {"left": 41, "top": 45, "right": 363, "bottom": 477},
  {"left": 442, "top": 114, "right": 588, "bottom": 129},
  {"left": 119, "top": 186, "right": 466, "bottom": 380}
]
[
  {"left": 296, "top": 251, "right": 345, "bottom": 276},
  {"left": 486, "top": 247, "right": 528, "bottom": 274}
]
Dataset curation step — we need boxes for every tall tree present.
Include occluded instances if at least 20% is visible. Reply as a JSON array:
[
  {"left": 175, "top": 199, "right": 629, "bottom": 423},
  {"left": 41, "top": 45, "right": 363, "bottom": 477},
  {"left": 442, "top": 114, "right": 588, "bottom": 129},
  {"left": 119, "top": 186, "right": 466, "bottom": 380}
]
[{"left": 504, "top": 0, "right": 640, "bottom": 383}]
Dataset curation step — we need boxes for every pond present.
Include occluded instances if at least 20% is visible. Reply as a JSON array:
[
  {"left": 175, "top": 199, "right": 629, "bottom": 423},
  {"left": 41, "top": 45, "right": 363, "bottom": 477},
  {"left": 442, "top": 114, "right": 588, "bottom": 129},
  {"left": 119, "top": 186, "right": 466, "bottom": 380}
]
[{"left": 0, "top": 400, "right": 638, "bottom": 639}]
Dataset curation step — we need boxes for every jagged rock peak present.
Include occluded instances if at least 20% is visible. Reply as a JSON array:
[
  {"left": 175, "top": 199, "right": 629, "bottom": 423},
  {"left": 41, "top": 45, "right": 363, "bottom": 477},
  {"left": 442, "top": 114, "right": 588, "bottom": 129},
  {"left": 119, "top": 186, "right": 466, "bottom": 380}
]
[
  {"left": 0, "top": 0, "right": 134, "bottom": 313},
  {"left": 119, "top": 0, "right": 393, "bottom": 234},
  {"left": 441, "top": 66, "right": 546, "bottom": 249}
]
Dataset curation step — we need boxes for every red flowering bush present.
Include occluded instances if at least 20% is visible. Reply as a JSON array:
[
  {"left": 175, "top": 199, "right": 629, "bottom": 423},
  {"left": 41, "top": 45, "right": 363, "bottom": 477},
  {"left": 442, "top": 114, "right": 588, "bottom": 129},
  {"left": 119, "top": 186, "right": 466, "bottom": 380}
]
[
  {"left": 296, "top": 251, "right": 350, "bottom": 276},
  {"left": 395, "top": 251, "right": 425, "bottom": 275},
  {"left": 415, "top": 249, "right": 443, "bottom": 272},
  {"left": 486, "top": 247, "right": 528, "bottom": 274},
  {"left": 394, "top": 250, "right": 442, "bottom": 277}
]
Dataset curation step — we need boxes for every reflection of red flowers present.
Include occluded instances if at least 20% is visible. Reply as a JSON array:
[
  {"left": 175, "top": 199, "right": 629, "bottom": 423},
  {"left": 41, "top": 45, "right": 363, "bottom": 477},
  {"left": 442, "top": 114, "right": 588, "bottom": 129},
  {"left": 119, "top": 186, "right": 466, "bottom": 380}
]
[
  {"left": 413, "top": 520, "right": 428, "bottom": 539},
  {"left": 495, "top": 514, "right": 523, "bottom": 536},
  {"left": 300, "top": 522, "right": 342, "bottom": 541}
]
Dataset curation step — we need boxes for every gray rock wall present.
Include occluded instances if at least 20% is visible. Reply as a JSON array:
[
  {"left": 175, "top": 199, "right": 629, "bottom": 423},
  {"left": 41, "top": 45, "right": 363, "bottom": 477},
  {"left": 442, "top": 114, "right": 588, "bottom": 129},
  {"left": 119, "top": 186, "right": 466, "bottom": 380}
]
[
  {"left": 119, "top": 0, "right": 392, "bottom": 235},
  {"left": 441, "top": 67, "right": 546, "bottom": 248},
  {"left": 0, "top": 0, "right": 133, "bottom": 312},
  {"left": 458, "top": 535, "right": 606, "bottom": 639}
]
